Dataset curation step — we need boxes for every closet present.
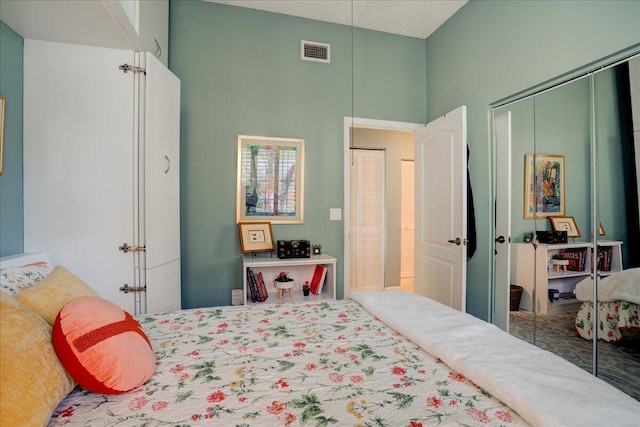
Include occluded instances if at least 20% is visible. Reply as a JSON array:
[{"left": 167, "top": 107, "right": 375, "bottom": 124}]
[
  {"left": 11, "top": 0, "right": 181, "bottom": 315},
  {"left": 492, "top": 48, "right": 640, "bottom": 397}
]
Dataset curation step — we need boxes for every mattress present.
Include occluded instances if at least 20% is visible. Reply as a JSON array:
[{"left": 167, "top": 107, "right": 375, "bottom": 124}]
[{"left": 49, "top": 298, "right": 527, "bottom": 426}]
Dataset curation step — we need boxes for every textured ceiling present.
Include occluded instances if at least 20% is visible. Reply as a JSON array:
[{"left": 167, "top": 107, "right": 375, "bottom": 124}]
[{"left": 205, "top": 0, "right": 467, "bottom": 39}]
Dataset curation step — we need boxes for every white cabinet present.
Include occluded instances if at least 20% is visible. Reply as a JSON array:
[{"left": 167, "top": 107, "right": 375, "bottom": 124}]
[
  {"left": 511, "top": 241, "right": 622, "bottom": 314},
  {"left": 23, "top": 40, "right": 180, "bottom": 315},
  {"left": 242, "top": 254, "right": 337, "bottom": 304},
  {"left": 0, "top": 0, "right": 169, "bottom": 65},
  {"left": 119, "top": 0, "right": 169, "bottom": 66}
]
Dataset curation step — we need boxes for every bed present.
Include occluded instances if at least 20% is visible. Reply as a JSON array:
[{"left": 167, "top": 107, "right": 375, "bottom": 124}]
[
  {"left": 1, "top": 253, "right": 638, "bottom": 427},
  {"left": 574, "top": 268, "right": 640, "bottom": 342}
]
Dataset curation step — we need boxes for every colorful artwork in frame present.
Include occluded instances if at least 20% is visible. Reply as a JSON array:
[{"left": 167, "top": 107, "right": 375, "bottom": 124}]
[{"left": 524, "top": 154, "right": 565, "bottom": 218}]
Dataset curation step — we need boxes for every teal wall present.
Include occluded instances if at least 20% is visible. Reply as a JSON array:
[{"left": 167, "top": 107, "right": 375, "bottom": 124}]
[
  {"left": 507, "top": 78, "right": 593, "bottom": 244},
  {"left": 169, "top": 0, "right": 426, "bottom": 308},
  {"left": 425, "top": 0, "right": 640, "bottom": 319},
  {"left": 0, "top": 21, "right": 24, "bottom": 257},
  {"left": 506, "top": 68, "right": 627, "bottom": 262}
]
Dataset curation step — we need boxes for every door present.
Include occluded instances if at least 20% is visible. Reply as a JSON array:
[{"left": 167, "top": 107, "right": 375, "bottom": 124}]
[
  {"left": 493, "top": 111, "right": 512, "bottom": 330},
  {"left": 400, "top": 160, "right": 415, "bottom": 292},
  {"left": 141, "top": 52, "right": 182, "bottom": 312},
  {"left": 414, "top": 106, "right": 467, "bottom": 311},
  {"left": 349, "top": 149, "right": 385, "bottom": 291},
  {"left": 23, "top": 40, "right": 137, "bottom": 312}
]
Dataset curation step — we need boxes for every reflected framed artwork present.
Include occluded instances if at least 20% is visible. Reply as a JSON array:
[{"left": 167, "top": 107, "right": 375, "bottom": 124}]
[
  {"left": 0, "top": 95, "right": 5, "bottom": 175},
  {"left": 524, "top": 153, "right": 565, "bottom": 218},
  {"left": 238, "top": 222, "right": 275, "bottom": 253},
  {"left": 549, "top": 216, "right": 581, "bottom": 238},
  {"left": 237, "top": 135, "right": 304, "bottom": 224}
]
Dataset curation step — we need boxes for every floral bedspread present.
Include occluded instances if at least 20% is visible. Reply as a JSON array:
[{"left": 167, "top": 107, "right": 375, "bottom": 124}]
[
  {"left": 50, "top": 300, "right": 527, "bottom": 426},
  {"left": 575, "top": 300, "right": 640, "bottom": 342}
]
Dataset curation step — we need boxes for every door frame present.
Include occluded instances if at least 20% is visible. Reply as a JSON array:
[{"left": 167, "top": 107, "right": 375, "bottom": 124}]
[{"left": 343, "top": 117, "right": 423, "bottom": 299}]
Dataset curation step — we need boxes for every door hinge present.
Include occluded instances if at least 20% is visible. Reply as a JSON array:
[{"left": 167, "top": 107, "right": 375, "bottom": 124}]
[
  {"left": 119, "top": 284, "right": 146, "bottom": 294},
  {"left": 119, "top": 243, "right": 146, "bottom": 253},
  {"left": 119, "top": 64, "right": 146, "bottom": 74}
]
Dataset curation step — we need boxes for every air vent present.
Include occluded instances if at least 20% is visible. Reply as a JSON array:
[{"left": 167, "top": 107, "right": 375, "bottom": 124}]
[{"left": 301, "top": 40, "right": 330, "bottom": 63}]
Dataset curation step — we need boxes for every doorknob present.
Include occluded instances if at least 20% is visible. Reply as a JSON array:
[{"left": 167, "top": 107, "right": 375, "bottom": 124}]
[
  {"left": 495, "top": 235, "right": 506, "bottom": 244},
  {"left": 447, "top": 237, "right": 462, "bottom": 246}
]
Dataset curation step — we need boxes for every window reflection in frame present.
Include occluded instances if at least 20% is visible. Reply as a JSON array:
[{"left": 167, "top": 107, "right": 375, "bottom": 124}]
[{"left": 236, "top": 135, "right": 304, "bottom": 224}]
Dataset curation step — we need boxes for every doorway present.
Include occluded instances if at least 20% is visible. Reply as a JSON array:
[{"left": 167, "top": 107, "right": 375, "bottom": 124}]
[{"left": 343, "top": 117, "right": 422, "bottom": 296}]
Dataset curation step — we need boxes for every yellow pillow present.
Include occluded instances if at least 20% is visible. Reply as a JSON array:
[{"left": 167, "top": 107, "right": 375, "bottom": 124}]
[
  {"left": 0, "top": 291, "right": 74, "bottom": 427},
  {"left": 14, "top": 266, "right": 99, "bottom": 326}
]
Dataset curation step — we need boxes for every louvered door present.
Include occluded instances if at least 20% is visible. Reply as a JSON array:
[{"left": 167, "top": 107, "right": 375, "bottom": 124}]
[{"left": 349, "top": 149, "right": 385, "bottom": 291}]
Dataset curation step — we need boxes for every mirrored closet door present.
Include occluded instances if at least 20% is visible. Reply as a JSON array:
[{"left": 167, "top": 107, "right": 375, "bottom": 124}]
[{"left": 492, "top": 50, "right": 640, "bottom": 400}]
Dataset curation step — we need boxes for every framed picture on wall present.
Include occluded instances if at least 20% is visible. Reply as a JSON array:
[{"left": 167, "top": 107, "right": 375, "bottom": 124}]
[
  {"left": 236, "top": 135, "right": 304, "bottom": 224},
  {"left": 524, "top": 153, "right": 565, "bottom": 218},
  {"left": 549, "top": 216, "right": 581, "bottom": 238}
]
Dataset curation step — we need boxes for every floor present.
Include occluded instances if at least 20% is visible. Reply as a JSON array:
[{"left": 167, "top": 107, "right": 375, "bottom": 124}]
[{"left": 509, "top": 309, "right": 640, "bottom": 401}]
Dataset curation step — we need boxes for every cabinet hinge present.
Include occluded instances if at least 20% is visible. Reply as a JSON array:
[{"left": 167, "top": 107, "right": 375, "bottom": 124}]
[
  {"left": 119, "top": 243, "right": 146, "bottom": 253},
  {"left": 119, "top": 64, "right": 146, "bottom": 74},
  {"left": 119, "top": 284, "right": 146, "bottom": 294}
]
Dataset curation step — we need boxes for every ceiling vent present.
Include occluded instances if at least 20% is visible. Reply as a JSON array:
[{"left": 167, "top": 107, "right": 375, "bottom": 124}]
[{"left": 301, "top": 40, "right": 330, "bottom": 63}]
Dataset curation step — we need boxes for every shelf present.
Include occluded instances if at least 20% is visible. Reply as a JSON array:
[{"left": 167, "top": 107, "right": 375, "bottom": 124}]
[
  {"left": 548, "top": 270, "right": 590, "bottom": 279},
  {"left": 511, "top": 241, "right": 623, "bottom": 314},
  {"left": 242, "top": 254, "right": 337, "bottom": 305}
]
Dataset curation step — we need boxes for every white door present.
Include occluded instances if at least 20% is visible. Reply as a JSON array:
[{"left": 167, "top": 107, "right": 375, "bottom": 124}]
[
  {"left": 414, "top": 106, "right": 467, "bottom": 311},
  {"left": 142, "top": 52, "right": 182, "bottom": 312},
  {"left": 493, "top": 111, "right": 512, "bottom": 330},
  {"left": 349, "top": 149, "right": 385, "bottom": 291},
  {"left": 23, "top": 40, "right": 137, "bottom": 312},
  {"left": 400, "top": 160, "right": 415, "bottom": 291}
]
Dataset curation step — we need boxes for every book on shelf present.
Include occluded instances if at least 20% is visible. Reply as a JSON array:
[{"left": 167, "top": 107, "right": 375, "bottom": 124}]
[
  {"left": 558, "top": 248, "right": 586, "bottom": 272},
  {"left": 247, "top": 268, "right": 261, "bottom": 302},
  {"left": 596, "top": 246, "right": 612, "bottom": 272},
  {"left": 255, "top": 272, "right": 268, "bottom": 302},
  {"left": 309, "top": 264, "right": 327, "bottom": 295}
]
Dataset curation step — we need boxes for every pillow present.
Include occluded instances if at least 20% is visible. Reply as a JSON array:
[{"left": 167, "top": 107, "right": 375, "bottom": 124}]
[
  {"left": 0, "top": 291, "right": 74, "bottom": 427},
  {"left": 0, "top": 261, "right": 53, "bottom": 295},
  {"left": 52, "top": 296, "right": 156, "bottom": 394},
  {"left": 14, "top": 266, "right": 99, "bottom": 326}
]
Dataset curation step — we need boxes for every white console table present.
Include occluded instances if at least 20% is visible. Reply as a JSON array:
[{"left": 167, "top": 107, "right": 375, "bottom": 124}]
[{"left": 242, "top": 254, "right": 336, "bottom": 304}]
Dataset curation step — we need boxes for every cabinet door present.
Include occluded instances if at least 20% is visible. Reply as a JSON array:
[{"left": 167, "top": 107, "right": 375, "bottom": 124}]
[
  {"left": 138, "top": 0, "right": 169, "bottom": 66},
  {"left": 143, "top": 52, "right": 181, "bottom": 269},
  {"left": 146, "top": 258, "right": 180, "bottom": 312},
  {"left": 142, "top": 52, "right": 181, "bottom": 312},
  {"left": 24, "top": 40, "right": 137, "bottom": 312}
]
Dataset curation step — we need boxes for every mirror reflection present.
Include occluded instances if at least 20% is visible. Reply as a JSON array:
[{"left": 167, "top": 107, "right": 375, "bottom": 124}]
[{"left": 493, "top": 54, "right": 640, "bottom": 400}]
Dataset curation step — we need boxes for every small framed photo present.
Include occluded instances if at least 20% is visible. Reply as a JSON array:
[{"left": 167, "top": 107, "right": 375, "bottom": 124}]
[
  {"left": 549, "top": 216, "right": 581, "bottom": 238},
  {"left": 238, "top": 222, "right": 275, "bottom": 253}
]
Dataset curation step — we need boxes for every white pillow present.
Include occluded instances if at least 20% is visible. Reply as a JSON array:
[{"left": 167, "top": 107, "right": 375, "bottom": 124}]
[
  {"left": 0, "top": 252, "right": 50, "bottom": 269},
  {"left": 0, "top": 253, "right": 53, "bottom": 295}
]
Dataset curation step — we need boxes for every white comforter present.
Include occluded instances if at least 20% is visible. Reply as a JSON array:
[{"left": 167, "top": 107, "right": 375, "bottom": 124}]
[
  {"left": 350, "top": 290, "right": 640, "bottom": 427},
  {"left": 574, "top": 267, "right": 640, "bottom": 304}
]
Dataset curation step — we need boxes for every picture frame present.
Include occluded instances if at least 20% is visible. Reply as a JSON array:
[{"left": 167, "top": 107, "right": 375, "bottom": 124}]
[
  {"left": 590, "top": 223, "right": 606, "bottom": 238},
  {"left": 524, "top": 153, "right": 565, "bottom": 218},
  {"left": 549, "top": 216, "right": 581, "bottom": 238},
  {"left": 0, "top": 95, "right": 5, "bottom": 175},
  {"left": 237, "top": 135, "right": 304, "bottom": 224},
  {"left": 599, "top": 222, "right": 606, "bottom": 237},
  {"left": 238, "top": 222, "right": 275, "bottom": 253}
]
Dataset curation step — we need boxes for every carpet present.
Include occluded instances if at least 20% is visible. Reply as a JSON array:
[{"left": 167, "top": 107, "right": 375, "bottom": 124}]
[{"left": 510, "top": 308, "right": 640, "bottom": 401}]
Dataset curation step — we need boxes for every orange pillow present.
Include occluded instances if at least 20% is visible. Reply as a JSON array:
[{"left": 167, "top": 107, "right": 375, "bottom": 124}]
[{"left": 52, "top": 296, "right": 156, "bottom": 394}]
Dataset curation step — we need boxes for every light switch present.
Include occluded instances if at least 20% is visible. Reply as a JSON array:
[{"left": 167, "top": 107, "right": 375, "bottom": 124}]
[{"left": 330, "top": 208, "right": 342, "bottom": 221}]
